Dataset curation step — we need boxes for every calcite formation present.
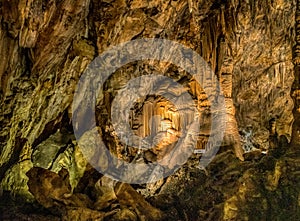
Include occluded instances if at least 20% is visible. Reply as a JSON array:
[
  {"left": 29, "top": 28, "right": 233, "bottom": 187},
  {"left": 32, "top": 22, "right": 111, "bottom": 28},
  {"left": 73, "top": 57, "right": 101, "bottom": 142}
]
[{"left": 0, "top": 0, "right": 300, "bottom": 220}]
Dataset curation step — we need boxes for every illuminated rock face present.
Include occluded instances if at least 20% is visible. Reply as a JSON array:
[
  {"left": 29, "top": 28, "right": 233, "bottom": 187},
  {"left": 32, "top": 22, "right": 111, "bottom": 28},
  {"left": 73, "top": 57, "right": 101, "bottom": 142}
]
[
  {"left": 130, "top": 96, "right": 182, "bottom": 160},
  {"left": 0, "top": 0, "right": 300, "bottom": 220}
]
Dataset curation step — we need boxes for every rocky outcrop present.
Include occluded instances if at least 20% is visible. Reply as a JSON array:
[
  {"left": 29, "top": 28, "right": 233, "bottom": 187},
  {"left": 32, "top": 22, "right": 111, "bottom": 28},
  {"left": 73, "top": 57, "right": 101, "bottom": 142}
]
[{"left": 26, "top": 167, "right": 162, "bottom": 221}]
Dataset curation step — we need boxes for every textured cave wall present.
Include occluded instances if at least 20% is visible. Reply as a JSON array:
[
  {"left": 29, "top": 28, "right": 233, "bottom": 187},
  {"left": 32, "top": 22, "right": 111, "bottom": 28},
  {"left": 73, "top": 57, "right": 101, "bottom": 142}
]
[
  {"left": 0, "top": 0, "right": 299, "bottom": 220},
  {"left": 230, "top": 0, "right": 295, "bottom": 149},
  {"left": 292, "top": 0, "right": 300, "bottom": 146},
  {"left": 0, "top": 0, "right": 93, "bottom": 197}
]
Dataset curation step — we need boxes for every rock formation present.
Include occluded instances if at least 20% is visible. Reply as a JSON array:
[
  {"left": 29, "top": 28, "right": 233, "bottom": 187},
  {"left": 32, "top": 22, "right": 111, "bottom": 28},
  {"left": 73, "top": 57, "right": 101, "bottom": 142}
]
[{"left": 0, "top": 0, "right": 300, "bottom": 220}]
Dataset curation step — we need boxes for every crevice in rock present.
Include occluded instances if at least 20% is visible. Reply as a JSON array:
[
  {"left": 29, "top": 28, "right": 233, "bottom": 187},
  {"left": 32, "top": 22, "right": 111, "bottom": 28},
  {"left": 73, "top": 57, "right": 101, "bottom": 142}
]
[{"left": 0, "top": 137, "right": 27, "bottom": 183}]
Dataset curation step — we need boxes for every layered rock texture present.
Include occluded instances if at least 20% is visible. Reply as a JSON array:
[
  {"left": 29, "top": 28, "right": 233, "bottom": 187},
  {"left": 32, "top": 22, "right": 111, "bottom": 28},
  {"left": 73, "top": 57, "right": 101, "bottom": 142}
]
[{"left": 0, "top": 0, "right": 300, "bottom": 220}]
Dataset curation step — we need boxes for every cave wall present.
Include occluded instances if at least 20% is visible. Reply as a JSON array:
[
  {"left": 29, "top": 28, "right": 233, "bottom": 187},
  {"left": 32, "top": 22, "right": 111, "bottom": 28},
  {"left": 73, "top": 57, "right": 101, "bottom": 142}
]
[
  {"left": 0, "top": 0, "right": 93, "bottom": 197},
  {"left": 0, "top": 0, "right": 297, "bottom": 203},
  {"left": 230, "top": 0, "right": 295, "bottom": 149}
]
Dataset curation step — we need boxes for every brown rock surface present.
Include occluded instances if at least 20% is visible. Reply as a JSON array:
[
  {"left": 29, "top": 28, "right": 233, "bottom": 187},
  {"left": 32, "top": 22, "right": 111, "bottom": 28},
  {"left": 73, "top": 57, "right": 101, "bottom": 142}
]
[
  {"left": 0, "top": 0, "right": 300, "bottom": 220},
  {"left": 115, "top": 182, "right": 163, "bottom": 221}
]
